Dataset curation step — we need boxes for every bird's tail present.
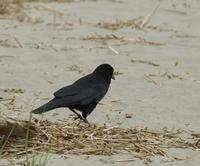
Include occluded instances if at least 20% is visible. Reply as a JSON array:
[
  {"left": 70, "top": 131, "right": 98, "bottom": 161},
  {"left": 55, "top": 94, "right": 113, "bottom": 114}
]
[{"left": 32, "top": 99, "right": 59, "bottom": 114}]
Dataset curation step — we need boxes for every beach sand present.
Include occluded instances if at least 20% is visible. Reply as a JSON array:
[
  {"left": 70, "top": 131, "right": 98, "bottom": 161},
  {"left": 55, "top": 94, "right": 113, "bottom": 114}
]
[{"left": 0, "top": 0, "right": 200, "bottom": 165}]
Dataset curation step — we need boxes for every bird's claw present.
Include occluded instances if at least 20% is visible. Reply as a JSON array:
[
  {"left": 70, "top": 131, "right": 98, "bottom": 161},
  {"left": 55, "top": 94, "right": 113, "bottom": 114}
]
[
  {"left": 83, "top": 118, "right": 90, "bottom": 125},
  {"left": 73, "top": 115, "right": 90, "bottom": 125},
  {"left": 70, "top": 109, "right": 90, "bottom": 125},
  {"left": 73, "top": 116, "right": 80, "bottom": 120},
  {"left": 78, "top": 116, "right": 90, "bottom": 125}
]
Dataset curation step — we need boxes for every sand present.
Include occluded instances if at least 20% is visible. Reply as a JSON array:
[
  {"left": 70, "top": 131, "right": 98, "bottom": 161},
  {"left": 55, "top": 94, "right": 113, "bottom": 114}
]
[{"left": 0, "top": 0, "right": 200, "bottom": 165}]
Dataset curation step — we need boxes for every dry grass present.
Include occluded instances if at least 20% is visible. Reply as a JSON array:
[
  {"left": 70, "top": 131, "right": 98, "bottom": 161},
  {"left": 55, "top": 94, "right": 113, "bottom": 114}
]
[
  {"left": 0, "top": 0, "right": 29, "bottom": 22},
  {"left": 131, "top": 59, "right": 160, "bottom": 67},
  {"left": 0, "top": 0, "right": 76, "bottom": 22},
  {"left": 96, "top": 4, "right": 160, "bottom": 31},
  {"left": 145, "top": 72, "right": 188, "bottom": 80},
  {"left": 81, "top": 34, "right": 165, "bottom": 46},
  {"left": 0, "top": 117, "right": 199, "bottom": 160},
  {"left": 24, "top": 0, "right": 87, "bottom": 2},
  {"left": 0, "top": 0, "right": 23, "bottom": 15},
  {"left": 81, "top": 34, "right": 123, "bottom": 41}
]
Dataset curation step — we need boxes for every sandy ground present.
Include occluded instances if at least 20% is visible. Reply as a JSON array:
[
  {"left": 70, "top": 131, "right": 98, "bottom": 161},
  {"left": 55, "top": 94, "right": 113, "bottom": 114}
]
[{"left": 0, "top": 0, "right": 200, "bottom": 165}]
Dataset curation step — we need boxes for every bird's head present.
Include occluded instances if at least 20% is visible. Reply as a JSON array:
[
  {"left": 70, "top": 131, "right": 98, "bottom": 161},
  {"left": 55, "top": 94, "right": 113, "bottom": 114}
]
[{"left": 93, "top": 64, "right": 114, "bottom": 84}]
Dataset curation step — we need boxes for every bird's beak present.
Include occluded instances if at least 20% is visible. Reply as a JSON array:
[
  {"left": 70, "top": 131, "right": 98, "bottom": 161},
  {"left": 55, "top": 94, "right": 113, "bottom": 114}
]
[{"left": 112, "top": 74, "right": 115, "bottom": 80}]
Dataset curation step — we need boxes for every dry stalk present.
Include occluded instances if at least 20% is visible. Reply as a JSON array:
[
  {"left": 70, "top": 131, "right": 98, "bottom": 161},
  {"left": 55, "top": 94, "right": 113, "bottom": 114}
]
[
  {"left": 0, "top": 118, "right": 199, "bottom": 160},
  {"left": 131, "top": 59, "right": 160, "bottom": 67}
]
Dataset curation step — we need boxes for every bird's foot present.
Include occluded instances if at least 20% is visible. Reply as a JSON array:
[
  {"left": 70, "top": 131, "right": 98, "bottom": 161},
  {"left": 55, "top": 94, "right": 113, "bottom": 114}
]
[
  {"left": 76, "top": 116, "right": 90, "bottom": 125},
  {"left": 73, "top": 116, "right": 81, "bottom": 121},
  {"left": 82, "top": 118, "right": 90, "bottom": 125},
  {"left": 72, "top": 114, "right": 89, "bottom": 125},
  {"left": 70, "top": 109, "right": 90, "bottom": 125}
]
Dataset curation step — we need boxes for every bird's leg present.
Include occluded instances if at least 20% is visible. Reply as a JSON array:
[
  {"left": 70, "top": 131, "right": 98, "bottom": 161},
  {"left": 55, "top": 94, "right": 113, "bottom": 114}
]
[
  {"left": 71, "top": 109, "right": 82, "bottom": 119},
  {"left": 83, "top": 118, "right": 90, "bottom": 125},
  {"left": 82, "top": 112, "right": 90, "bottom": 125},
  {"left": 70, "top": 109, "right": 89, "bottom": 124}
]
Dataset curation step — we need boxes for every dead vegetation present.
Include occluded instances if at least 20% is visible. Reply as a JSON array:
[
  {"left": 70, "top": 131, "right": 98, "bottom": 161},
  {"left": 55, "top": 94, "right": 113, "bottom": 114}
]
[
  {"left": 0, "top": 96, "right": 16, "bottom": 111},
  {"left": 0, "top": 117, "right": 199, "bottom": 160},
  {"left": 131, "top": 59, "right": 160, "bottom": 67},
  {"left": 66, "top": 65, "right": 85, "bottom": 74},
  {"left": 0, "top": 0, "right": 33, "bottom": 22},
  {"left": 96, "top": 4, "right": 160, "bottom": 31},
  {"left": 144, "top": 72, "right": 188, "bottom": 85},
  {"left": 81, "top": 34, "right": 123, "bottom": 41},
  {"left": 0, "top": 0, "right": 65, "bottom": 22},
  {"left": 96, "top": 16, "right": 150, "bottom": 31},
  {"left": 81, "top": 34, "right": 165, "bottom": 46},
  {"left": 0, "top": 88, "right": 25, "bottom": 94},
  {"left": 0, "top": 38, "right": 21, "bottom": 48},
  {"left": 0, "top": 0, "right": 23, "bottom": 16},
  {"left": 146, "top": 72, "right": 187, "bottom": 80},
  {"left": 23, "top": 0, "right": 84, "bottom": 2}
]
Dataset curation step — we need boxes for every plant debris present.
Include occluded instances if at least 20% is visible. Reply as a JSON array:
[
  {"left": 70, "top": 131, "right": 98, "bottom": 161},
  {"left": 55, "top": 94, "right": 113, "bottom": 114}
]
[
  {"left": 97, "top": 15, "right": 152, "bottom": 30},
  {"left": 81, "top": 34, "right": 165, "bottom": 46},
  {"left": 131, "top": 59, "right": 160, "bottom": 67},
  {"left": 0, "top": 0, "right": 25, "bottom": 21},
  {"left": 0, "top": 38, "right": 21, "bottom": 48},
  {"left": 126, "top": 37, "right": 164, "bottom": 46},
  {"left": 144, "top": 72, "right": 188, "bottom": 85},
  {"left": 66, "top": 65, "right": 84, "bottom": 74},
  {"left": 108, "top": 46, "right": 119, "bottom": 55},
  {"left": 23, "top": 0, "right": 84, "bottom": 2},
  {"left": 144, "top": 74, "right": 160, "bottom": 85},
  {"left": 81, "top": 34, "right": 122, "bottom": 41},
  {"left": 96, "top": 4, "right": 160, "bottom": 30},
  {"left": 0, "top": 117, "right": 199, "bottom": 159},
  {"left": 0, "top": 96, "right": 16, "bottom": 111},
  {"left": 146, "top": 25, "right": 178, "bottom": 33},
  {"left": 125, "top": 113, "right": 133, "bottom": 119},
  {"left": 164, "top": 9, "right": 187, "bottom": 15},
  {"left": 1, "top": 88, "right": 25, "bottom": 94},
  {"left": 0, "top": 0, "right": 43, "bottom": 22},
  {"left": 145, "top": 72, "right": 187, "bottom": 80},
  {"left": 0, "top": 0, "right": 23, "bottom": 15}
]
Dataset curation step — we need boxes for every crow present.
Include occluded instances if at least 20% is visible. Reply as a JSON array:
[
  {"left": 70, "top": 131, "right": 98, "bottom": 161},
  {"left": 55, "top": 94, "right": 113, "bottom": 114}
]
[{"left": 31, "top": 64, "right": 114, "bottom": 123}]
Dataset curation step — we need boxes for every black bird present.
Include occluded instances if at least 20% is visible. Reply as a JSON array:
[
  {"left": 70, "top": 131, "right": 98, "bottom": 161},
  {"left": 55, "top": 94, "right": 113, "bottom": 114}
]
[{"left": 32, "top": 64, "right": 114, "bottom": 123}]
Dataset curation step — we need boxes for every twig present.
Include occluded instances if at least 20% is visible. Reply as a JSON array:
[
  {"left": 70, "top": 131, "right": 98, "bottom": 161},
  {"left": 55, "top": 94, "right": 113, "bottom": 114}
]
[
  {"left": 13, "top": 36, "right": 23, "bottom": 48},
  {"left": 115, "top": 159, "right": 135, "bottom": 162},
  {"left": 144, "top": 74, "right": 160, "bottom": 85},
  {"left": 140, "top": 3, "right": 161, "bottom": 28},
  {"left": 108, "top": 46, "right": 119, "bottom": 55},
  {"left": 131, "top": 59, "right": 160, "bottom": 67}
]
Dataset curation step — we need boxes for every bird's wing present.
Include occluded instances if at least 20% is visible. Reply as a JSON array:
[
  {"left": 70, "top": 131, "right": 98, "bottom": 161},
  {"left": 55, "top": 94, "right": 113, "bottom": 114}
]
[
  {"left": 53, "top": 83, "right": 107, "bottom": 106},
  {"left": 78, "top": 86, "right": 107, "bottom": 105},
  {"left": 54, "top": 85, "right": 79, "bottom": 98},
  {"left": 53, "top": 74, "right": 93, "bottom": 98}
]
